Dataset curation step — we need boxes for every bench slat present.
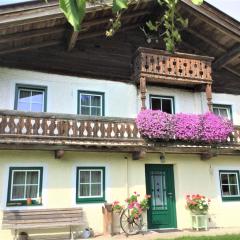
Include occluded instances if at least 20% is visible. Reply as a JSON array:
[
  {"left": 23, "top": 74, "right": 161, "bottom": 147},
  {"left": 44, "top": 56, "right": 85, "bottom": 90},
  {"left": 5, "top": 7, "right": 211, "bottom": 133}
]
[
  {"left": 4, "top": 213, "right": 83, "bottom": 221},
  {"left": 2, "top": 208, "right": 85, "bottom": 230}
]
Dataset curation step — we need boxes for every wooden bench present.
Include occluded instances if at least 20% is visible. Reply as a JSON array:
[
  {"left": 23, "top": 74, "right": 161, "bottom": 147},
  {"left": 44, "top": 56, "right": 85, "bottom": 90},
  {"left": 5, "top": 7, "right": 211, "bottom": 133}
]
[{"left": 2, "top": 208, "right": 84, "bottom": 240}]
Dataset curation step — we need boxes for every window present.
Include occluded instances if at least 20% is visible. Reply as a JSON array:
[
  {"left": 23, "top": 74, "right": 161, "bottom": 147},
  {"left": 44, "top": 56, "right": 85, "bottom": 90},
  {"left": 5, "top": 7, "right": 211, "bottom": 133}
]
[
  {"left": 150, "top": 95, "right": 175, "bottom": 114},
  {"left": 219, "top": 170, "right": 240, "bottom": 201},
  {"left": 15, "top": 84, "right": 47, "bottom": 112},
  {"left": 78, "top": 91, "right": 104, "bottom": 116},
  {"left": 213, "top": 104, "right": 232, "bottom": 120},
  {"left": 76, "top": 167, "right": 105, "bottom": 203},
  {"left": 7, "top": 167, "right": 43, "bottom": 206}
]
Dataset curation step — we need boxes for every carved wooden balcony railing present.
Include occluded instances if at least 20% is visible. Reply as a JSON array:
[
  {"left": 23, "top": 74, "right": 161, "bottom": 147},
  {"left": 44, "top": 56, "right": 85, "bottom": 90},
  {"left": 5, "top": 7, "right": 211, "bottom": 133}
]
[
  {"left": 134, "top": 47, "right": 213, "bottom": 85},
  {"left": 0, "top": 110, "right": 144, "bottom": 150},
  {"left": 133, "top": 48, "right": 214, "bottom": 111},
  {"left": 0, "top": 110, "right": 239, "bottom": 154}
]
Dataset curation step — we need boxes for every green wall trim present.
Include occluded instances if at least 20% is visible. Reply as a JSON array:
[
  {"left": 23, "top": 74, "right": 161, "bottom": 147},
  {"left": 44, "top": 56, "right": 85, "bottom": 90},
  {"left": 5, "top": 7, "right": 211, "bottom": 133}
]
[
  {"left": 14, "top": 84, "right": 48, "bottom": 112},
  {"left": 7, "top": 166, "right": 43, "bottom": 207},
  {"left": 76, "top": 166, "right": 106, "bottom": 204},
  {"left": 77, "top": 90, "right": 105, "bottom": 116}
]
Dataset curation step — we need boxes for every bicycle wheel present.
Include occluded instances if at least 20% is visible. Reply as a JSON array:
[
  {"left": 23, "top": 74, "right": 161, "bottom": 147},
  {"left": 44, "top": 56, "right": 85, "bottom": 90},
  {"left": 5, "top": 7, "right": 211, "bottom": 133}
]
[{"left": 120, "top": 208, "right": 143, "bottom": 235}]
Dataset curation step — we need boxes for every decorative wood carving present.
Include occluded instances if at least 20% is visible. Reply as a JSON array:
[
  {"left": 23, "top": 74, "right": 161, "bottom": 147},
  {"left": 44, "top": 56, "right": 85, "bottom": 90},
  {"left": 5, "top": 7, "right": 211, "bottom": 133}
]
[
  {"left": 206, "top": 83, "right": 213, "bottom": 111},
  {"left": 134, "top": 47, "right": 213, "bottom": 85},
  {"left": 140, "top": 77, "right": 147, "bottom": 110}
]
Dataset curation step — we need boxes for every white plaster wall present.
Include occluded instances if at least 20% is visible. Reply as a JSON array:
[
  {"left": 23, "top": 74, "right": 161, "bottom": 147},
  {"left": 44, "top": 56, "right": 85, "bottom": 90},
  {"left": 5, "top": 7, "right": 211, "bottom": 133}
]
[
  {"left": 144, "top": 86, "right": 203, "bottom": 114},
  {"left": 1, "top": 151, "right": 240, "bottom": 239},
  {"left": 201, "top": 92, "right": 240, "bottom": 125},
  {"left": 0, "top": 67, "right": 138, "bottom": 118},
  {"left": 1, "top": 67, "right": 240, "bottom": 124}
]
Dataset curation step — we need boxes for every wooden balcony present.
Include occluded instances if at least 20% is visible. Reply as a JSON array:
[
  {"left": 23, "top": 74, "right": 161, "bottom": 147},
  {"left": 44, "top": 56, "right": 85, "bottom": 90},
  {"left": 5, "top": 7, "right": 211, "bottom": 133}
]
[
  {"left": 134, "top": 47, "right": 213, "bottom": 86},
  {"left": 0, "top": 110, "right": 239, "bottom": 156},
  {"left": 133, "top": 47, "right": 214, "bottom": 111},
  {"left": 0, "top": 110, "right": 144, "bottom": 152}
]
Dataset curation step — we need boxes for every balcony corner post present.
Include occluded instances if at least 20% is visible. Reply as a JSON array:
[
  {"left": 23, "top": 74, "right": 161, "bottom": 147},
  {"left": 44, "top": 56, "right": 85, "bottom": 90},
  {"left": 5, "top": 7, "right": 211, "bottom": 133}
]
[
  {"left": 140, "top": 76, "right": 147, "bottom": 110},
  {"left": 206, "top": 83, "right": 213, "bottom": 112}
]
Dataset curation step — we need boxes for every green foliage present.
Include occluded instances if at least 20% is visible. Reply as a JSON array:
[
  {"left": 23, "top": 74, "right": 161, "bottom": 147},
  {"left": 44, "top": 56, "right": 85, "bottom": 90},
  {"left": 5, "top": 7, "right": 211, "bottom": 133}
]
[
  {"left": 56, "top": 0, "right": 203, "bottom": 52},
  {"left": 112, "top": 0, "right": 128, "bottom": 13},
  {"left": 59, "top": 0, "right": 86, "bottom": 31},
  {"left": 191, "top": 0, "right": 203, "bottom": 6}
]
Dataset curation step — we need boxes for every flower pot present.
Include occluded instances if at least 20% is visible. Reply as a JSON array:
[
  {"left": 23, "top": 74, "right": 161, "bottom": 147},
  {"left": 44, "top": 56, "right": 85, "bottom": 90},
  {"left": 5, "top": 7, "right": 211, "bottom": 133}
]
[{"left": 191, "top": 210, "right": 207, "bottom": 215}]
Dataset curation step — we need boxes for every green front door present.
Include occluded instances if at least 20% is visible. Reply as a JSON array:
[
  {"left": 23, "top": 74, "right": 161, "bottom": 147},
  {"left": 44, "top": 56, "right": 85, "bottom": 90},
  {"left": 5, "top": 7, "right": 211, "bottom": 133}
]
[{"left": 145, "top": 164, "right": 177, "bottom": 229}]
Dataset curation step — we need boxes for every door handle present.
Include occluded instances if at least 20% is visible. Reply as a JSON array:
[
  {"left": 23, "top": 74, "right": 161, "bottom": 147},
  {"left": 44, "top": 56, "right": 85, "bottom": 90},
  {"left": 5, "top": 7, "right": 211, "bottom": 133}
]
[{"left": 167, "top": 192, "right": 173, "bottom": 196}]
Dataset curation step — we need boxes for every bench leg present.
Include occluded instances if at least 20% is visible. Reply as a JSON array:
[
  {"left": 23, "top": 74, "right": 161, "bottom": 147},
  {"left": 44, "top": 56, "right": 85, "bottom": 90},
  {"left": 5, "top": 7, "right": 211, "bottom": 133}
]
[
  {"left": 70, "top": 226, "right": 74, "bottom": 240},
  {"left": 14, "top": 229, "right": 18, "bottom": 240}
]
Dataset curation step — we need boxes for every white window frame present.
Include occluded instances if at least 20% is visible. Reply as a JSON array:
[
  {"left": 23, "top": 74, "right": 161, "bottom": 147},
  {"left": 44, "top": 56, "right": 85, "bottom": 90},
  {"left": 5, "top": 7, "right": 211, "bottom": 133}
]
[
  {"left": 79, "top": 92, "right": 103, "bottom": 116},
  {"left": 213, "top": 105, "right": 232, "bottom": 120},
  {"left": 150, "top": 95, "right": 174, "bottom": 114},
  {"left": 10, "top": 169, "right": 41, "bottom": 201},
  {"left": 17, "top": 88, "right": 45, "bottom": 112},
  {"left": 78, "top": 169, "right": 103, "bottom": 199},
  {"left": 220, "top": 171, "right": 240, "bottom": 198}
]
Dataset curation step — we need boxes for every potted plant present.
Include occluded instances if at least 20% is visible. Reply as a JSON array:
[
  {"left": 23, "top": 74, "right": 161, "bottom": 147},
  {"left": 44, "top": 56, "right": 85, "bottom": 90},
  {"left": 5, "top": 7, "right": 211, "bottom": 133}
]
[{"left": 186, "top": 194, "right": 210, "bottom": 215}]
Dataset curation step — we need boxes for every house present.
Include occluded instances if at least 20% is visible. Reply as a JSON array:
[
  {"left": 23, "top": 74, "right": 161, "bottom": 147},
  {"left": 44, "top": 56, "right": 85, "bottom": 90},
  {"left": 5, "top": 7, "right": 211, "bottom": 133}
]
[{"left": 0, "top": 0, "right": 240, "bottom": 239}]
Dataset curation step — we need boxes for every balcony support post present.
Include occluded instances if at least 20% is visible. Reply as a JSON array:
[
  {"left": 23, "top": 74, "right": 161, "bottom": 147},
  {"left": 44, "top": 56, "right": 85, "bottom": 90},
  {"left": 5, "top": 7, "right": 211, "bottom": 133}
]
[
  {"left": 140, "top": 76, "right": 147, "bottom": 110},
  {"left": 206, "top": 84, "right": 213, "bottom": 112}
]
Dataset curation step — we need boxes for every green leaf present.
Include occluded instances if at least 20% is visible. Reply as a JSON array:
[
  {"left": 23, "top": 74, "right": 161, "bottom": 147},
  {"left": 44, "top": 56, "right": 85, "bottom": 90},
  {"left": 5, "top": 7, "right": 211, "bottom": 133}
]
[
  {"left": 191, "top": 0, "right": 203, "bottom": 6},
  {"left": 59, "top": 0, "right": 86, "bottom": 31},
  {"left": 146, "top": 20, "right": 158, "bottom": 32},
  {"left": 112, "top": 0, "right": 128, "bottom": 13}
]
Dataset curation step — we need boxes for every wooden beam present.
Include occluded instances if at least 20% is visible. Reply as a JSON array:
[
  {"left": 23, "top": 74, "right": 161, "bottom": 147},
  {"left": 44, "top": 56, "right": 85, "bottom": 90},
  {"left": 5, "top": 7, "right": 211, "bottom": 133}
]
[
  {"left": 223, "top": 66, "right": 240, "bottom": 78},
  {"left": 55, "top": 149, "right": 65, "bottom": 159},
  {"left": 67, "top": 31, "right": 79, "bottom": 51},
  {"left": 200, "top": 150, "right": 217, "bottom": 161},
  {"left": 180, "top": 0, "right": 240, "bottom": 41},
  {"left": 132, "top": 150, "right": 146, "bottom": 160},
  {"left": 0, "top": 40, "right": 62, "bottom": 55},
  {"left": 186, "top": 28, "right": 226, "bottom": 53},
  {"left": 213, "top": 44, "right": 240, "bottom": 69}
]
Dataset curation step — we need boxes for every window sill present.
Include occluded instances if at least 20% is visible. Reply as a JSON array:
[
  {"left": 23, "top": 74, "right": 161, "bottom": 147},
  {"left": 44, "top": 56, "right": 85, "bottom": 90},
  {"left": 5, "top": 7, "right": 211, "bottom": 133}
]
[
  {"left": 7, "top": 202, "right": 42, "bottom": 207},
  {"left": 222, "top": 197, "right": 240, "bottom": 202},
  {"left": 76, "top": 198, "right": 106, "bottom": 204}
]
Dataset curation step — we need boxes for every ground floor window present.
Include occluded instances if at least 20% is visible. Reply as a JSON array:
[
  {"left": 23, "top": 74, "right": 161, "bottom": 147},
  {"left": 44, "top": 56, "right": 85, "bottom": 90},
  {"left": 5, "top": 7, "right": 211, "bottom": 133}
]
[
  {"left": 76, "top": 167, "right": 105, "bottom": 203},
  {"left": 219, "top": 170, "right": 240, "bottom": 201},
  {"left": 7, "top": 167, "right": 43, "bottom": 206}
]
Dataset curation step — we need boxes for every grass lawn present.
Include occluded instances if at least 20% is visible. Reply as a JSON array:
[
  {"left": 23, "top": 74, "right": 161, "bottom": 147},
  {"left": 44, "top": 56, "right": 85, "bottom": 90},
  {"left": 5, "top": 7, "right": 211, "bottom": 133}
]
[{"left": 156, "top": 235, "right": 240, "bottom": 240}]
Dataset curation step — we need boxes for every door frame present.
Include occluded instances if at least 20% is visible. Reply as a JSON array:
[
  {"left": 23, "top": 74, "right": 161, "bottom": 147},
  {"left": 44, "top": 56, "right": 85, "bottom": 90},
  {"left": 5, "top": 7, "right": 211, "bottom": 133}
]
[{"left": 145, "top": 164, "right": 177, "bottom": 230}]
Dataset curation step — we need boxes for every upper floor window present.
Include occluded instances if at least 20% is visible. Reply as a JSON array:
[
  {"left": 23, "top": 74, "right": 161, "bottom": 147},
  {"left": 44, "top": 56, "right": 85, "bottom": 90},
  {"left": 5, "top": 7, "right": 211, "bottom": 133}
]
[
  {"left": 213, "top": 104, "right": 232, "bottom": 120},
  {"left": 219, "top": 170, "right": 240, "bottom": 201},
  {"left": 76, "top": 167, "right": 105, "bottom": 203},
  {"left": 7, "top": 167, "right": 43, "bottom": 206},
  {"left": 15, "top": 84, "right": 47, "bottom": 112},
  {"left": 150, "top": 95, "right": 174, "bottom": 114},
  {"left": 78, "top": 91, "right": 104, "bottom": 116}
]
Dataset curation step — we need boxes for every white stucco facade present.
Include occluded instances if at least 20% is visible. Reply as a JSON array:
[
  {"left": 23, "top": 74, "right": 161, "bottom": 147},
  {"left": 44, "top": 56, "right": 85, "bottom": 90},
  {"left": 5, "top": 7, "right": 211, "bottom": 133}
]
[
  {"left": 0, "top": 67, "right": 240, "bottom": 239},
  {"left": 1, "top": 67, "right": 240, "bottom": 124}
]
